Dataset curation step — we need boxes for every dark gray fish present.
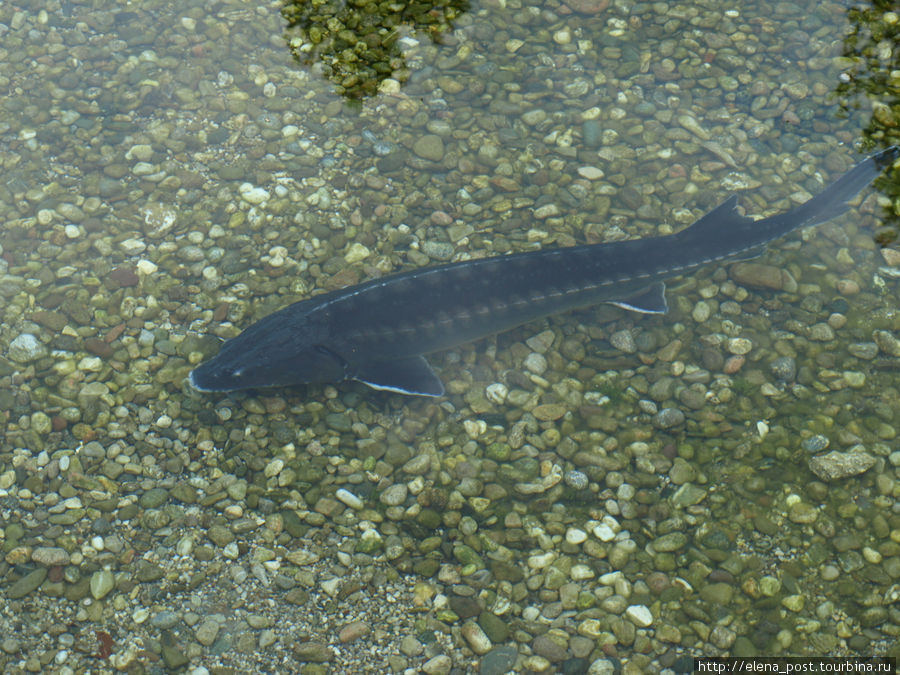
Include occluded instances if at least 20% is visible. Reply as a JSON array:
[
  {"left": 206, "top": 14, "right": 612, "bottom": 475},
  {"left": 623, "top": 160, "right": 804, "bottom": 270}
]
[{"left": 190, "top": 147, "right": 898, "bottom": 397}]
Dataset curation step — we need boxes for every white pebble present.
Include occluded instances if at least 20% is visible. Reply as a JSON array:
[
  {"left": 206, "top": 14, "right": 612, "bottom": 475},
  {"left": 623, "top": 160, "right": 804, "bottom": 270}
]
[
  {"left": 136, "top": 259, "right": 158, "bottom": 275},
  {"left": 239, "top": 183, "right": 269, "bottom": 205},
  {"left": 565, "top": 527, "right": 587, "bottom": 545},
  {"left": 335, "top": 488, "right": 363, "bottom": 509},
  {"left": 485, "top": 382, "right": 508, "bottom": 404},
  {"left": 577, "top": 166, "right": 604, "bottom": 180},
  {"left": 625, "top": 604, "right": 653, "bottom": 627},
  {"left": 593, "top": 523, "right": 616, "bottom": 541}
]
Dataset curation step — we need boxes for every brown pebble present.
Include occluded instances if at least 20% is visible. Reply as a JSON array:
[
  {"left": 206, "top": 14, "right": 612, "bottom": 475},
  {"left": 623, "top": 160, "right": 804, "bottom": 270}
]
[
  {"left": 836, "top": 279, "right": 860, "bottom": 295},
  {"left": 51, "top": 416, "right": 67, "bottom": 432},
  {"left": 723, "top": 355, "right": 745, "bottom": 374},
  {"left": 84, "top": 337, "right": 113, "bottom": 358},
  {"left": 104, "top": 323, "right": 126, "bottom": 343},
  {"left": 338, "top": 620, "right": 370, "bottom": 643},
  {"left": 646, "top": 571, "right": 671, "bottom": 594},
  {"left": 212, "top": 302, "right": 230, "bottom": 322},
  {"left": 29, "top": 310, "right": 67, "bottom": 332},
  {"left": 708, "top": 569, "right": 735, "bottom": 584},
  {"left": 430, "top": 210, "right": 453, "bottom": 226},
  {"left": 323, "top": 267, "right": 361, "bottom": 291},
  {"left": 730, "top": 262, "right": 784, "bottom": 290},
  {"left": 109, "top": 266, "right": 139, "bottom": 288}
]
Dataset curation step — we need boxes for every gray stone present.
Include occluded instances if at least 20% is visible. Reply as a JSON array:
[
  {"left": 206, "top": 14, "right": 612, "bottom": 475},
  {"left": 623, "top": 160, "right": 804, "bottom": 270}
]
[
  {"left": 654, "top": 408, "right": 685, "bottom": 428},
  {"left": 195, "top": 619, "right": 220, "bottom": 646},
  {"left": 7, "top": 568, "right": 47, "bottom": 599},
  {"left": 8, "top": 333, "right": 47, "bottom": 363},
  {"left": 770, "top": 356, "right": 796, "bottom": 382},
  {"left": 479, "top": 645, "right": 518, "bottom": 675},
  {"left": 609, "top": 329, "right": 636, "bottom": 354},
  {"left": 413, "top": 134, "right": 444, "bottom": 161},
  {"left": 874, "top": 330, "right": 900, "bottom": 357},
  {"left": 809, "top": 450, "right": 877, "bottom": 481},
  {"left": 32, "top": 547, "right": 70, "bottom": 566},
  {"left": 379, "top": 484, "right": 408, "bottom": 507}
]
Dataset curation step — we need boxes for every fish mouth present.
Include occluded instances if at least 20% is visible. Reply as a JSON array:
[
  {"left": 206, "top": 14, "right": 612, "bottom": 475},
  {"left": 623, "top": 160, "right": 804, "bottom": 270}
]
[{"left": 187, "top": 368, "right": 216, "bottom": 392}]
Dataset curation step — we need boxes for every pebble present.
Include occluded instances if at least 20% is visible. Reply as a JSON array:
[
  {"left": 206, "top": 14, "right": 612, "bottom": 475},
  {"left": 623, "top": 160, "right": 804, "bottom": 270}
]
[
  {"left": 677, "top": 114, "right": 710, "bottom": 140},
  {"left": 485, "top": 382, "right": 508, "bottom": 404},
  {"left": 460, "top": 621, "right": 492, "bottom": 655},
  {"left": 344, "top": 242, "right": 371, "bottom": 263},
  {"left": 292, "top": 642, "right": 334, "bottom": 663},
  {"left": 692, "top": 301, "right": 711, "bottom": 322},
  {"left": 7, "top": 569, "right": 47, "bottom": 599},
  {"left": 532, "top": 404, "right": 566, "bottom": 421},
  {"left": 32, "top": 547, "right": 70, "bottom": 566},
  {"left": 808, "top": 323, "right": 835, "bottom": 341},
  {"left": 801, "top": 435, "right": 829, "bottom": 453},
  {"left": 90, "top": 569, "right": 115, "bottom": 599},
  {"left": 564, "top": 470, "right": 588, "bottom": 490},
  {"left": 413, "top": 134, "right": 444, "bottom": 161},
  {"left": 8, "top": 333, "right": 47, "bottom": 363},
  {"left": 480, "top": 646, "right": 518, "bottom": 675},
  {"left": 421, "top": 654, "right": 452, "bottom": 675},
  {"left": 239, "top": 183, "right": 269, "bottom": 204},
  {"left": 523, "top": 352, "right": 547, "bottom": 375},
  {"left": 654, "top": 532, "right": 687, "bottom": 552},
  {"left": 577, "top": 166, "right": 604, "bottom": 180},
  {"left": 195, "top": 619, "right": 220, "bottom": 646},
  {"left": 730, "top": 262, "right": 784, "bottom": 289},
  {"left": 848, "top": 342, "right": 878, "bottom": 360},
  {"left": 338, "top": 620, "right": 370, "bottom": 643},
  {"left": 335, "top": 488, "right": 363, "bottom": 509},
  {"left": 770, "top": 356, "right": 797, "bottom": 382},
  {"left": 809, "top": 450, "right": 877, "bottom": 481},
  {"left": 609, "top": 329, "right": 636, "bottom": 354},
  {"left": 566, "top": 528, "right": 588, "bottom": 545},
  {"left": 654, "top": 408, "right": 685, "bottom": 429},
  {"left": 534, "top": 203, "right": 560, "bottom": 219},
  {"left": 726, "top": 338, "right": 752, "bottom": 355},
  {"left": 873, "top": 330, "right": 900, "bottom": 357},
  {"left": 379, "top": 484, "right": 408, "bottom": 506},
  {"left": 625, "top": 605, "right": 653, "bottom": 628},
  {"left": 593, "top": 523, "right": 616, "bottom": 541},
  {"left": 723, "top": 355, "right": 745, "bottom": 374},
  {"left": 521, "top": 109, "right": 547, "bottom": 126}
]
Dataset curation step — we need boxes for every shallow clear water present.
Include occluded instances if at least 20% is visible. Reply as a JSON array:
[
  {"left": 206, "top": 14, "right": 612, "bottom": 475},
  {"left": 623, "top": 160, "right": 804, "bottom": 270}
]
[{"left": 1, "top": 0, "right": 898, "bottom": 669}]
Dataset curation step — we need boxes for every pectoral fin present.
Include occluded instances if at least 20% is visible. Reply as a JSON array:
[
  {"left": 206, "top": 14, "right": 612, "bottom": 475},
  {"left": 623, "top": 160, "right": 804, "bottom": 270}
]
[
  {"left": 353, "top": 356, "right": 445, "bottom": 397},
  {"left": 608, "top": 282, "right": 669, "bottom": 314}
]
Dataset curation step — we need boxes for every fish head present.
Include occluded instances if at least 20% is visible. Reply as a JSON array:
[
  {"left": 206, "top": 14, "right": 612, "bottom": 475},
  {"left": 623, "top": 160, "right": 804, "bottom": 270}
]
[{"left": 188, "top": 311, "right": 346, "bottom": 392}]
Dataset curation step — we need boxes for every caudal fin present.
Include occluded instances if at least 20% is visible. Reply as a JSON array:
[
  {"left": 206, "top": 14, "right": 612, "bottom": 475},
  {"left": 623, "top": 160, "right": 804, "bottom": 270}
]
[
  {"left": 776, "top": 146, "right": 899, "bottom": 232},
  {"left": 676, "top": 146, "right": 898, "bottom": 251}
]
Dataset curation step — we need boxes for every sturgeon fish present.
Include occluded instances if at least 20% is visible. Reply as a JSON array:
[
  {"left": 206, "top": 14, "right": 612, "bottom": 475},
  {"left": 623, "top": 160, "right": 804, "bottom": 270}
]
[{"left": 190, "top": 146, "right": 898, "bottom": 397}]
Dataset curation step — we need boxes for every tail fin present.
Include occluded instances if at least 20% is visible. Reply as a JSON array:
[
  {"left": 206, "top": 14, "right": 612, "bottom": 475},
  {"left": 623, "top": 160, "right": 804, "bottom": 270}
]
[
  {"left": 676, "top": 146, "right": 898, "bottom": 250},
  {"left": 768, "top": 145, "right": 899, "bottom": 233}
]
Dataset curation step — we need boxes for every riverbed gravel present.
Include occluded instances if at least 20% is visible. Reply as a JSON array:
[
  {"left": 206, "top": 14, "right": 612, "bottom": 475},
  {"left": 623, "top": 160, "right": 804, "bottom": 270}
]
[{"left": 1, "top": 0, "right": 899, "bottom": 672}]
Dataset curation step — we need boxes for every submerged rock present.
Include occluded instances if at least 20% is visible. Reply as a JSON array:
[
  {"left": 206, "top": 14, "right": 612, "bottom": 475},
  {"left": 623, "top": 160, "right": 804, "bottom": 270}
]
[{"left": 808, "top": 450, "right": 877, "bottom": 481}]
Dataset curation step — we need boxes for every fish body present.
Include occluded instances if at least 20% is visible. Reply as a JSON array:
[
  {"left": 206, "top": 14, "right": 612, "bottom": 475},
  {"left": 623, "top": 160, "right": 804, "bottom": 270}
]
[{"left": 190, "top": 147, "right": 898, "bottom": 396}]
